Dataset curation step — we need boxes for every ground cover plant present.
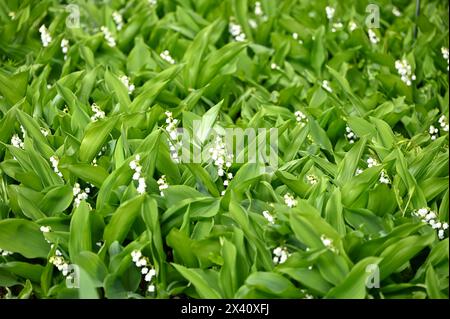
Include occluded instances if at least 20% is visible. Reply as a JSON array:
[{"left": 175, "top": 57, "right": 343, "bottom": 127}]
[{"left": 0, "top": 0, "right": 448, "bottom": 299}]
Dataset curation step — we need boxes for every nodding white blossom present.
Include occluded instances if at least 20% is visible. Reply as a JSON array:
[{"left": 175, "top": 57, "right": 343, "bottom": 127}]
[
  {"left": 295, "top": 111, "right": 308, "bottom": 127},
  {"left": 348, "top": 21, "right": 357, "bottom": 32},
  {"left": 254, "top": 1, "right": 263, "bottom": 16},
  {"left": 100, "top": 26, "right": 116, "bottom": 47},
  {"left": 50, "top": 155, "right": 63, "bottom": 177},
  {"left": 119, "top": 75, "right": 135, "bottom": 94},
  {"left": 292, "top": 32, "right": 298, "bottom": 40},
  {"left": 392, "top": 7, "right": 402, "bottom": 17},
  {"left": 331, "top": 22, "right": 343, "bottom": 33},
  {"left": 355, "top": 168, "right": 364, "bottom": 176},
  {"left": 366, "top": 157, "right": 379, "bottom": 168},
  {"left": 209, "top": 135, "right": 234, "bottom": 195},
  {"left": 368, "top": 29, "right": 379, "bottom": 44},
  {"left": 164, "top": 111, "right": 182, "bottom": 162},
  {"left": 429, "top": 125, "right": 439, "bottom": 140},
  {"left": 306, "top": 174, "right": 318, "bottom": 185},
  {"left": 284, "top": 193, "right": 297, "bottom": 208},
  {"left": 0, "top": 248, "right": 13, "bottom": 256},
  {"left": 270, "top": 63, "right": 279, "bottom": 70},
  {"left": 129, "top": 155, "right": 147, "bottom": 194},
  {"left": 438, "top": 115, "right": 449, "bottom": 132},
  {"left": 148, "top": 0, "right": 157, "bottom": 5},
  {"left": 112, "top": 11, "right": 124, "bottom": 31},
  {"left": 395, "top": 59, "right": 416, "bottom": 86},
  {"left": 325, "top": 6, "right": 335, "bottom": 20},
  {"left": 157, "top": 175, "right": 168, "bottom": 196},
  {"left": 262, "top": 210, "right": 275, "bottom": 224},
  {"left": 40, "top": 226, "right": 52, "bottom": 233},
  {"left": 229, "top": 21, "right": 246, "bottom": 42},
  {"left": 160, "top": 50, "right": 175, "bottom": 64},
  {"left": 322, "top": 80, "right": 332, "bottom": 93},
  {"left": 345, "top": 125, "right": 357, "bottom": 144},
  {"left": 441, "top": 47, "right": 449, "bottom": 71},
  {"left": 8, "top": 12, "right": 16, "bottom": 20},
  {"left": 61, "top": 38, "right": 69, "bottom": 60},
  {"left": 11, "top": 134, "right": 24, "bottom": 149},
  {"left": 248, "top": 19, "right": 258, "bottom": 29},
  {"left": 379, "top": 170, "right": 391, "bottom": 184},
  {"left": 39, "top": 25, "right": 52, "bottom": 47},
  {"left": 40, "top": 127, "right": 49, "bottom": 137},
  {"left": 320, "top": 235, "right": 338, "bottom": 253},
  {"left": 49, "top": 254, "right": 71, "bottom": 277},
  {"left": 131, "top": 250, "right": 157, "bottom": 293},
  {"left": 302, "top": 290, "right": 314, "bottom": 299},
  {"left": 273, "top": 246, "right": 290, "bottom": 264},
  {"left": 90, "top": 103, "right": 105, "bottom": 121},
  {"left": 73, "top": 183, "right": 90, "bottom": 207},
  {"left": 413, "top": 208, "right": 448, "bottom": 240}
]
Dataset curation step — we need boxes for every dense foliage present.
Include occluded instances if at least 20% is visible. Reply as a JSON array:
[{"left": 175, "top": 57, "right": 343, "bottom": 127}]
[{"left": 0, "top": 0, "right": 448, "bottom": 299}]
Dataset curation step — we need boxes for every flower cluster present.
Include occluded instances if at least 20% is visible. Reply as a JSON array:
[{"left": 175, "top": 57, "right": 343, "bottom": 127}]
[
  {"left": 272, "top": 246, "right": 290, "bottom": 264},
  {"left": 50, "top": 155, "right": 63, "bottom": 177},
  {"left": 320, "top": 235, "right": 338, "bottom": 253},
  {"left": 208, "top": 135, "right": 234, "bottom": 195},
  {"left": 270, "top": 63, "right": 280, "bottom": 70},
  {"left": 368, "top": 29, "right": 379, "bottom": 44},
  {"left": 100, "top": 26, "right": 116, "bottom": 47},
  {"left": 306, "top": 174, "right": 318, "bottom": 185},
  {"left": 348, "top": 21, "right": 357, "bottom": 32},
  {"left": 112, "top": 11, "right": 124, "bottom": 30},
  {"left": 129, "top": 155, "right": 146, "bottom": 194},
  {"left": 160, "top": 50, "right": 175, "bottom": 64},
  {"left": 322, "top": 80, "right": 332, "bottom": 93},
  {"left": 284, "top": 193, "right": 297, "bottom": 208},
  {"left": 345, "top": 125, "right": 357, "bottom": 143},
  {"left": 295, "top": 111, "right": 308, "bottom": 127},
  {"left": 366, "top": 157, "right": 379, "bottom": 168},
  {"left": 331, "top": 22, "right": 343, "bottom": 33},
  {"left": 229, "top": 20, "right": 246, "bottom": 42},
  {"left": 0, "top": 248, "right": 13, "bottom": 256},
  {"left": 61, "top": 38, "right": 69, "bottom": 60},
  {"left": 413, "top": 208, "right": 448, "bottom": 240},
  {"left": 40, "top": 225, "right": 52, "bottom": 233},
  {"left": 39, "top": 25, "right": 52, "bottom": 47},
  {"left": 49, "top": 250, "right": 71, "bottom": 277},
  {"left": 157, "top": 175, "right": 168, "bottom": 196},
  {"left": 254, "top": 2, "right": 263, "bottom": 16},
  {"left": 292, "top": 32, "right": 303, "bottom": 44},
  {"left": 90, "top": 103, "right": 105, "bottom": 121},
  {"left": 164, "top": 111, "right": 181, "bottom": 162},
  {"left": 438, "top": 115, "right": 449, "bottom": 132},
  {"left": 262, "top": 210, "right": 275, "bottom": 224},
  {"left": 379, "top": 170, "right": 391, "bottom": 184},
  {"left": 11, "top": 134, "right": 24, "bottom": 149},
  {"left": 395, "top": 59, "right": 416, "bottom": 86},
  {"left": 119, "top": 75, "right": 135, "bottom": 94},
  {"left": 392, "top": 7, "right": 402, "bottom": 17},
  {"left": 73, "top": 183, "right": 90, "bottom": 207},
  {"left": 429, "top": 125, "right": 439, "bottom": 140},
  {"left": 131, "top": 250, "right": 157, "bottom": 293},
  {"left": 441, "top": 47, "right": 449, "bottom": 71},
  {"left": 325, "top": 6, "right": 335, "bottom": 20}
]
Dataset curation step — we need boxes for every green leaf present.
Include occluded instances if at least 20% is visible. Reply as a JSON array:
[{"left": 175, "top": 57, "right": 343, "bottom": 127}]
[
  {"left": 69, "top": 201, "right": 92, "bottom": 259},
  {"left": 79, "top": 116, "right": 118, "bottom": 163},
  {"left": 172, "top": 264, "right": 222, "bottom": 299},
  {"left": 0, "top": 219, "right": 49, "bottom": 258},
  {"left": 326, "top": 257, "right": 382, "bottom": 299}
]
